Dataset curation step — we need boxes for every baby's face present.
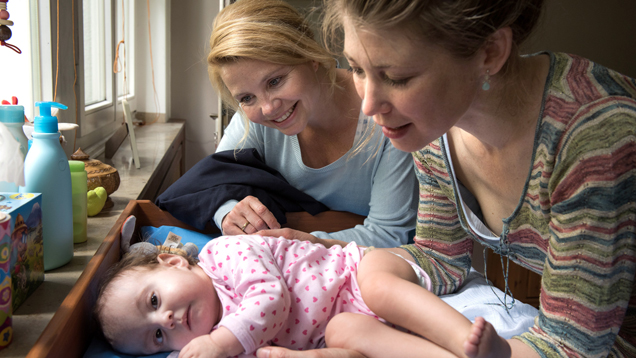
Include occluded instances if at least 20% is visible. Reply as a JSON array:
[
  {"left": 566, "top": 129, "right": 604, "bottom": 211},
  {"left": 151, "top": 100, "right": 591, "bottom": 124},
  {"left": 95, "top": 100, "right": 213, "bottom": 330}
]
[{"left": 102, "top": 255, "right": 221, "bottom": 355}]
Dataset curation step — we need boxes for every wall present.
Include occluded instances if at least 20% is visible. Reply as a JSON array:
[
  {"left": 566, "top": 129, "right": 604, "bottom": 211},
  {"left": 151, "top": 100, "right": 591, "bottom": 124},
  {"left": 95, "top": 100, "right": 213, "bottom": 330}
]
[
  {"left": 135, "top": 0, "right": 170, "bottom": 121},
  {"left": 169, "top": 0, "right": 219, "bottom": 169},
  {"left": 523, "top": 0, "right": 636, "bottom": 78}
]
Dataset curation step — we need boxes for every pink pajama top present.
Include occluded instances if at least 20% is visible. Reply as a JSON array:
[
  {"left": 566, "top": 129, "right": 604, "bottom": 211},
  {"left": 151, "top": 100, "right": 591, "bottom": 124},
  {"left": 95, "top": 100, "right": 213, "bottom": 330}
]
[{"left": 197, "top": 235, "right": 375, "bottom": 356}]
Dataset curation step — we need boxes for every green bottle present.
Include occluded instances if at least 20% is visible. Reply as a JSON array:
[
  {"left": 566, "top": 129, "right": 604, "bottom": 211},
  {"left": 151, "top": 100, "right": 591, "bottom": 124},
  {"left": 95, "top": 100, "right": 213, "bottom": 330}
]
[{"left": 69, "top": 160, "right": 87, "bottom": 244}]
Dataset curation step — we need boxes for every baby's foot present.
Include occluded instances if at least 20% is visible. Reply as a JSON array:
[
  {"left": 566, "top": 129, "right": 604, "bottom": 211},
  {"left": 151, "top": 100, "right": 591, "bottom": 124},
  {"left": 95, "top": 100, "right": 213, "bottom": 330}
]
[{"left": 464, "top": 317, "right": 511, "bottom": 358}]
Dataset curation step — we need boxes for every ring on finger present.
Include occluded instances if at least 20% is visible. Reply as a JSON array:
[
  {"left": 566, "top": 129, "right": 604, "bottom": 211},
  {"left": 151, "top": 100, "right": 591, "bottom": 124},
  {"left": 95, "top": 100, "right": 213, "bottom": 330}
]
[{"left": 240, "top": 221, "right": 250, "bottom": 232}]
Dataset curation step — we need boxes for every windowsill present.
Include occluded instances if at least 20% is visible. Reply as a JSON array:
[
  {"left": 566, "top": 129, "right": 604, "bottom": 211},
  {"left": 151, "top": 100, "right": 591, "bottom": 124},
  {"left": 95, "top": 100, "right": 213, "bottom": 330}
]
[{"left": 0, "top": 120, "right": 185, "bottom": 357}]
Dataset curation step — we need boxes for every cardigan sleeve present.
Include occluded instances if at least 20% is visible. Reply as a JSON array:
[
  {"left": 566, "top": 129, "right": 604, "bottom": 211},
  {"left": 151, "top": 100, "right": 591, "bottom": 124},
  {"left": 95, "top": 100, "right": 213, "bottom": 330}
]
[
  {"left": 401, "top": 147, "right": 474, "bottom": 295},
  {"left": 516, "top": 100, "right": 636, "bottom": 357}
]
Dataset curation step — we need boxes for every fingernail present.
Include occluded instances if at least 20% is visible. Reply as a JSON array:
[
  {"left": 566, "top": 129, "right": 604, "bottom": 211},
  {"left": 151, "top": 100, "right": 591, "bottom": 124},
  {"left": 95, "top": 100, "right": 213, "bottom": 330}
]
[{"left": 256, "top": 347, "right": 270, "bottom": 358}]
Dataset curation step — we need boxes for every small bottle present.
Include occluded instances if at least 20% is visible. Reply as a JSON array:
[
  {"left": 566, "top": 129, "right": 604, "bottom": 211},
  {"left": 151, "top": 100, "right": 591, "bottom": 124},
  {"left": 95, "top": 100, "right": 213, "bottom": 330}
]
[
  {"left": 69, "top": 160, "right": 87, "bottom": 244},
  {"left": 0, "top": 105, "right": 28, "bottom": 192},
  {"left": 20, "top": 101, "right": 73, "bottom": 270}
]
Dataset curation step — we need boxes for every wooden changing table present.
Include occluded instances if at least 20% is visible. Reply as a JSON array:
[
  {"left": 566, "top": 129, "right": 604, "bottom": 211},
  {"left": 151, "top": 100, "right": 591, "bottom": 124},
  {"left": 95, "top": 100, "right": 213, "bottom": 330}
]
[{"left": 27, "top": 201, "right": 365, "bottom": 358}]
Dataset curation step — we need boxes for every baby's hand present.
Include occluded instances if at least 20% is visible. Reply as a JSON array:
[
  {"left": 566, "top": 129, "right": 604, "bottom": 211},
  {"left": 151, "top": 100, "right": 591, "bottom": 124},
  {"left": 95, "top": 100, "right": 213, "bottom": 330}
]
[
  {"left": 178, "top": 327, "right": 244, "bottom": 358},
  {"left": 178, "top": 335, "right": 225, "bottom": 358}
]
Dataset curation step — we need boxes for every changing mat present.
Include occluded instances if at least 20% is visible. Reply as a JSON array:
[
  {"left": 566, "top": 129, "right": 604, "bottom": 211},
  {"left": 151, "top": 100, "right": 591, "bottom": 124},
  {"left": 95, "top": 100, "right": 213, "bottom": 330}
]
[{"left": 440, "top": 269, "right": 538, "bottom": 339}]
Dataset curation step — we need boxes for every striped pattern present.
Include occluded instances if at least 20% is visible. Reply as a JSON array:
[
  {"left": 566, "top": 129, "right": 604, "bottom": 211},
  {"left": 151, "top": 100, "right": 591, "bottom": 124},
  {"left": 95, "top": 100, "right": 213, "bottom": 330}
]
[{"left": 402, "top": 52, "right": 636, "bottom": 357}]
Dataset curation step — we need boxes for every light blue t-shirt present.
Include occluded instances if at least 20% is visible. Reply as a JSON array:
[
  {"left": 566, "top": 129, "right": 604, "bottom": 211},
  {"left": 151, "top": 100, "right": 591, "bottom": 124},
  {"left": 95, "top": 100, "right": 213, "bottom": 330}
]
[{"left": 214, "top": 111, "right": 418, "bottom": 248}]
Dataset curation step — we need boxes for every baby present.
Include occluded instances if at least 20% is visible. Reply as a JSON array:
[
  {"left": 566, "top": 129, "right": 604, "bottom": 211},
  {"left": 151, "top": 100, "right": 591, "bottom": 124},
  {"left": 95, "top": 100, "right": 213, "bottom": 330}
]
[{"left": 95, "top": 235, "right": 509, "bottom": 358}]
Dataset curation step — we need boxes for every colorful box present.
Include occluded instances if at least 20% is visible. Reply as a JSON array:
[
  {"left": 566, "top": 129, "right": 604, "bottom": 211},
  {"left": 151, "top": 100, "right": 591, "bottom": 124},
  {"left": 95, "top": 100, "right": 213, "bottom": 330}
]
[
  {"left": 0, "top": 212, "right": 13, "bottom": 349},
  {"left": 0, "top": 193, "right": 44, "bottom": 312}
]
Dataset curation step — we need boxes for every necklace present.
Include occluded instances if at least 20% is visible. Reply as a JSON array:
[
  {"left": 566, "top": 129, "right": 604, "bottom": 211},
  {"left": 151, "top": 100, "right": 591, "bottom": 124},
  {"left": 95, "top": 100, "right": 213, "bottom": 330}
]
[{"left": 481, "top": 226, "right": 516, "bottom": 314}]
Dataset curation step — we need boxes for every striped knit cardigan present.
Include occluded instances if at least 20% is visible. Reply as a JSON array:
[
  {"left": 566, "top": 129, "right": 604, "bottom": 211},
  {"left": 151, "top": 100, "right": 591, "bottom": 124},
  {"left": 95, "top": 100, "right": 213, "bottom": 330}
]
[{"left": 402, "top": 52, "right": 635, "bottom": 357}]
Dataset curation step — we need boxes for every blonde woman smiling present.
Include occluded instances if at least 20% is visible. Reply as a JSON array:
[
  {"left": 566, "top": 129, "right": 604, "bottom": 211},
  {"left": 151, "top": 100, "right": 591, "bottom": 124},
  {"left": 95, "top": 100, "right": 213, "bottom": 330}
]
[{"left": 207, "top": 0, "right": 417, "bottom": 248}]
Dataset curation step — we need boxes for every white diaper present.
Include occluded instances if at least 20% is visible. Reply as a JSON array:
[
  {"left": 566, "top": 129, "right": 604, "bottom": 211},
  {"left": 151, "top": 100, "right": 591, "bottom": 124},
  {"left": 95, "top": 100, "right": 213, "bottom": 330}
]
[
  {"left": 388, "top": 251, "right": 433, "bottom": 292},
  {"left": 364, "top": 246, "right": 433, "bottom": 292}
]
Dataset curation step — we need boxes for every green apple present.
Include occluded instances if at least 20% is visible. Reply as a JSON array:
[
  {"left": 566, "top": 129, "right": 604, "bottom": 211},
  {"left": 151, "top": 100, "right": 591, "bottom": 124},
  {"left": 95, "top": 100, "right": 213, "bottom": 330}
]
[{"left": 87, "top": 186, "right": 108, "bottom": 216}]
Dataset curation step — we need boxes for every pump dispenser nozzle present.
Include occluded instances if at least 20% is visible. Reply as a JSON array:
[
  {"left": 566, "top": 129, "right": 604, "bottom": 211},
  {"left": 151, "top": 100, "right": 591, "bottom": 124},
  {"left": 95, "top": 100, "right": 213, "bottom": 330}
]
[{"left": 34, "top": 101, "right": 68, "bottom": 133}]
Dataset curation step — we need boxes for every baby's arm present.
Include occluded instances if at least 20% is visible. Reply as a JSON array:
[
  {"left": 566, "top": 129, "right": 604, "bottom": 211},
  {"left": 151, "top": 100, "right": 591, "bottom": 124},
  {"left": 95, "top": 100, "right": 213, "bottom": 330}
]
[
  {"left": 199, "top": 236, "right": 292, "bottom": 355},
  {"left": 178, "top": 326, "right": 243, "bottom": 358}
]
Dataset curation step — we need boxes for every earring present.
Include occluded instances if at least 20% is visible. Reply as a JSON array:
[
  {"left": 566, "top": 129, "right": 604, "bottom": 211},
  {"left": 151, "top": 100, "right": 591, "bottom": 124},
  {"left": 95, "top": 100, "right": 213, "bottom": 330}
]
[{"left": 482, "top": 70, "right": 491, "bottom": 91}]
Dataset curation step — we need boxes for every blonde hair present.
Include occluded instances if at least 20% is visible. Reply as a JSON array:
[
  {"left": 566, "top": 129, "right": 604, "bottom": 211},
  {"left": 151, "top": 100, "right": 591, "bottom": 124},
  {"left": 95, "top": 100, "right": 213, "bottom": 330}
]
[{"left": 208, "top": 0, "right": 337, "bottom": 112}]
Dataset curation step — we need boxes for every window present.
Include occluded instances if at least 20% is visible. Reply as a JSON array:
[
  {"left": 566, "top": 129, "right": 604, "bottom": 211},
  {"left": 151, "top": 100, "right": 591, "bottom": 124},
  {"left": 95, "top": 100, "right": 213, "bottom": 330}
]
[
  {"left": 81, "top": 0, "right": 114, "bottom": 142},
  {"left": 79, "top": 0, "right": 135, "bottom": 150},
  {"left": 83, "top": 0, "right": 110, "bottom": 108},
  {"left": 0, "top": 0, "right": 38, "bottom": 120},
  {"left": 2, "top": 0, "right": 138, "bottom": 156}
]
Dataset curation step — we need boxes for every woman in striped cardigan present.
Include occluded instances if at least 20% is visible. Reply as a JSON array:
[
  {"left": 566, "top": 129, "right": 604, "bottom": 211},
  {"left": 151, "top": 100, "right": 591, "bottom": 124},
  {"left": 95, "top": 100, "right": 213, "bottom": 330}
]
[{"left": 256, "top": 0, "right": 635, "bottom": 357}]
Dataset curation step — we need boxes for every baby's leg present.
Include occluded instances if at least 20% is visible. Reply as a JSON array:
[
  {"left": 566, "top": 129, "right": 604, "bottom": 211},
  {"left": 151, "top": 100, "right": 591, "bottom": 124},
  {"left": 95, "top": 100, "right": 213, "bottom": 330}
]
[
  {"left": 357, "top": 248, "right": 510, "bottom": 358},
  {"left": 325, "top": 312, "right": 456, "bottom": 358}
]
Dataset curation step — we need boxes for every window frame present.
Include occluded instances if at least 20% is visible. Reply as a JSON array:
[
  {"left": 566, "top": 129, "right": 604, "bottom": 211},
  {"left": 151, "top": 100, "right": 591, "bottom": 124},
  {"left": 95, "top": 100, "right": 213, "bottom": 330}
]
[
  {"left": 23, "top": 0, "right": 138, "bottom": 157},
  {"left": 79, "top": 0, "right": 116, "bottom": 138}
]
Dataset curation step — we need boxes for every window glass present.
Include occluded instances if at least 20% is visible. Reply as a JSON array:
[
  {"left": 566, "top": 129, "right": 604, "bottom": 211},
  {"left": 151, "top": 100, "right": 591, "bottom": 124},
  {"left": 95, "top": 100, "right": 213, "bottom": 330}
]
[
  {"left": 83, "top": 0, "right": 108, "bottom": 107},
  {"left": 0, "top": 0, "right": 36, "bottom": 119}
]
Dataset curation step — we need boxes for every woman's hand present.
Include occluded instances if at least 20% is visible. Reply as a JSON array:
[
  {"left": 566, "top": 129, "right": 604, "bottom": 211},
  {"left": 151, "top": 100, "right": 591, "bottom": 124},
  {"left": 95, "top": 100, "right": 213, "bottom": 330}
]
[
  {"left": 256, "top": 228, "right": 348, "bottom": 248},
  {"left": 222, "top": 196, "right": 281, "bottom": 235},
  {"left": 256, "top": 346, "right": 365, "bottom": 358}
]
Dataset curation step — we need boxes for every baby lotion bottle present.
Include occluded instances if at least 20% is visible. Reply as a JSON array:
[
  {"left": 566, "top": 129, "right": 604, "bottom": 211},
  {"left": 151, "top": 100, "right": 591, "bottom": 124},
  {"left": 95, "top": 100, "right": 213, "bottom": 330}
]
[
  {"left": 20, "top": 101, "right": 73, "bottom": 270},
  {"left": 0, "top": 105, "right": 28, "bottom": 192}
]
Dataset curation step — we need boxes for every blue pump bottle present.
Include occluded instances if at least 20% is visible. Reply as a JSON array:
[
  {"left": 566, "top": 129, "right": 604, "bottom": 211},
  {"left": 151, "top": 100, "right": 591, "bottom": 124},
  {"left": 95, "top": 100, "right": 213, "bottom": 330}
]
[{"left": 20, "top": 101, "right": 73, "bottom": 270}]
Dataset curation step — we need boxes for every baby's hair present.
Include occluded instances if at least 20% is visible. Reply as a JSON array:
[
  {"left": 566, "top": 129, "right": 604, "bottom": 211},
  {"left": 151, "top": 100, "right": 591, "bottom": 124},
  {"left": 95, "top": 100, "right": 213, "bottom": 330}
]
[{"left": 93, "top": 248, "right": 198, "bottom": 346}]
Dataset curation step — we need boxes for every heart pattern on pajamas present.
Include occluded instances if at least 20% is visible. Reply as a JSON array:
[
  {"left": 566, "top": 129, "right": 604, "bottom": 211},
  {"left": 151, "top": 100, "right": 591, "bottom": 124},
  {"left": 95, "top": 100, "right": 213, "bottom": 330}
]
[{"left": 198, "top": 235, "right": 378, "bottom": 356}]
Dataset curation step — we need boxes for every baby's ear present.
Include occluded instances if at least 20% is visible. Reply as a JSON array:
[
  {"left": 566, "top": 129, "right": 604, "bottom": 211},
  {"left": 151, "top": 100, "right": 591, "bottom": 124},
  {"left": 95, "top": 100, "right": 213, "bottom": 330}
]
[{"left": 157, "top": 253, "right": 189, "bottom": 268}]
